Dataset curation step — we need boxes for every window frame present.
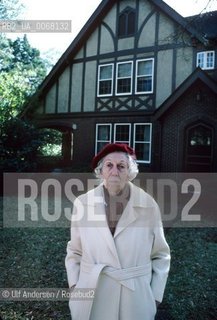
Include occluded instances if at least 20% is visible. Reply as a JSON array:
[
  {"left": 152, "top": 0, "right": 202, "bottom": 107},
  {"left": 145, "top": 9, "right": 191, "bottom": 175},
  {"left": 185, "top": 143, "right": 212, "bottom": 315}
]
[
  {"left": 133, "top": 123, "right": 152, "bottom": 163},
  {"left": 97, "top": 63, "right": 114, "bottom": 97},
  {"left": 115, "top": 61, "right": 133, "bottom": 96},
  {"left": 95, "top": 124, "right": 112, "bottom": 155},
  {"left": 95, "top": 123, "right": 152, "bottom": 164},
  {"left": 196, "top": 51, "right": 215, "bottom": 70},
  {"left": 135, "top": 58, "right": 154, "bottom": 94}
]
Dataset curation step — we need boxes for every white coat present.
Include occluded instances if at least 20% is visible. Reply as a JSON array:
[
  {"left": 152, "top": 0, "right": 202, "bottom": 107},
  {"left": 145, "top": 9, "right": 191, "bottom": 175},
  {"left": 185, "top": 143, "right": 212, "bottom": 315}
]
[{"left": 65, "top": 182, "right": 170, "bottom": 320}]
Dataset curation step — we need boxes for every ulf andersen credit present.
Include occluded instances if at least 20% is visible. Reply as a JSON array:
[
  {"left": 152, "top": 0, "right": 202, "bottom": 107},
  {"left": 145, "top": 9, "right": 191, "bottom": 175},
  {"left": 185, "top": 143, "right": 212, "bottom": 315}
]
[{"left": 2, "top": 288, "right": 95, "bottom": 300}]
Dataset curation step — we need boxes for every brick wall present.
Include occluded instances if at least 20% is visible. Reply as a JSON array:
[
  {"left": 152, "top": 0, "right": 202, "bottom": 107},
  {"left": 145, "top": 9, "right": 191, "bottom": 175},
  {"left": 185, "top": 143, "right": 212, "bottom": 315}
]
[{"left": 158, "top": 81, "right": 217, "bottom": 172}]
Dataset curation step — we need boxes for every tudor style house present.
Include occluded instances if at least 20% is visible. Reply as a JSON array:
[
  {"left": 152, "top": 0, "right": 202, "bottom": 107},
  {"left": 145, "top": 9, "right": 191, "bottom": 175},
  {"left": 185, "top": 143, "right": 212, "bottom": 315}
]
[{"left": 22, "top": 0, "right": 217, "bottom": 172}]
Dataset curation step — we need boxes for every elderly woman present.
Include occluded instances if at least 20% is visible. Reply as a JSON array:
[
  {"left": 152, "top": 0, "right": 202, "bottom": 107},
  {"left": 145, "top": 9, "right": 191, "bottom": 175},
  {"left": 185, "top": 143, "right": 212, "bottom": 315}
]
[{"left": 65, "top": 143, "right": 170, "bottom": 320}]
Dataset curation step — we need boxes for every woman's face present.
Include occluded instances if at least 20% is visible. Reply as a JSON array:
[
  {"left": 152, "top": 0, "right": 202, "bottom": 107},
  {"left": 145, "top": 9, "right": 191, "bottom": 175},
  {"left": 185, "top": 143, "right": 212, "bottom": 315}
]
[{"left": 101, "top": 152, "right": 129, "bottom": 195}]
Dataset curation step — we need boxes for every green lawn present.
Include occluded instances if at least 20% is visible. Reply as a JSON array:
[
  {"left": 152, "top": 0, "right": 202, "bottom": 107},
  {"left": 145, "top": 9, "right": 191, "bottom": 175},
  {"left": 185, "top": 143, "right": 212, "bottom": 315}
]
[{"left": 0, "top": 198, "right": 217, "bottom": 319}]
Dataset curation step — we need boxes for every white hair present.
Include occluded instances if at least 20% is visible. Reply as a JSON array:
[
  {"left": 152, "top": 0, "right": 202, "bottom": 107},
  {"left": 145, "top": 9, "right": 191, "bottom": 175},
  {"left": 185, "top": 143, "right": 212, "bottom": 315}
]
[{"left": 94, "top": 153, "right": 139, "bottom": 181}]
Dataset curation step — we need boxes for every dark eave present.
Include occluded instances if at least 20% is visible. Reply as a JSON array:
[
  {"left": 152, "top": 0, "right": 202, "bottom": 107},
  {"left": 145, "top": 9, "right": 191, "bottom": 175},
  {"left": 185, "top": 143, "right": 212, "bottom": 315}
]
[
  {"left": 154, "top": 68, "right": 217, "bottom": 120},
  {"left": 185, "top": 11, "right": 217, "bottom": 41}
]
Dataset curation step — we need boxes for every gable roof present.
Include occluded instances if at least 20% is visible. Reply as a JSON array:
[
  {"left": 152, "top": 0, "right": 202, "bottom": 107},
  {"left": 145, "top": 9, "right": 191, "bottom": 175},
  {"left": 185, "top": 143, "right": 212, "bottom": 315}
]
[
  {"left": 22, "top": 0, "right": 213, "bottom": 117},
  {"left": 154, "top": 68, "right": 217, "bottom": 120},
  {"left": 186, "top": 11, "right": 217, "bottom": 41},
  {"left": 34, "top": 0, "right": 208, "bottom": 94}
]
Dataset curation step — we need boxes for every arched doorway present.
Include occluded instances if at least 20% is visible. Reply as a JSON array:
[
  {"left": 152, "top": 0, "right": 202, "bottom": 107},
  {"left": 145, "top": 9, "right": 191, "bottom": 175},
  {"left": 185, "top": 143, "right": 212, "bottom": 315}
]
[{"left": 184, "top": 122, "right": 213, "bottom": 172}]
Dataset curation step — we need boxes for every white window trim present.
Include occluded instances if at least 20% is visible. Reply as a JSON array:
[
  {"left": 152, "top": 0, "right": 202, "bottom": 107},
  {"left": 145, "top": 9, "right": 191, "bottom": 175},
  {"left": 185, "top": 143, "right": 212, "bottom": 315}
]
[
  {"left": 114, "top": 123, "right": 131, "bottom": 145},
  {"left": 196, "top": 51, "right": 215, "bottom": 70},
  {"left": 95, "top": 123, "right": 152, "bottom": 165},
  {"left": 115, "top": 61, "right": 133, "bottom": 96},
  {"left": 133, "top": 123, "right": 152, "bottom": 163},
  {"left": 97, "top": 64, "right": 114, "bottom": 97},
  {"left": 135, "top": 58, "right": 154, "bottom": 94},
  {"left": 95, "top": 123, "right": 112, "bottom": 155}
]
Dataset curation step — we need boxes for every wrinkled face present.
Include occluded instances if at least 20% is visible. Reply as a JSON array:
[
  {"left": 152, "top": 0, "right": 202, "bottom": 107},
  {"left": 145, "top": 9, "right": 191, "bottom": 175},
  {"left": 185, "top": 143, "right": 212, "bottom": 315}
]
[{"left": 101, "top": 152, "right": 129, "bottom": 195}]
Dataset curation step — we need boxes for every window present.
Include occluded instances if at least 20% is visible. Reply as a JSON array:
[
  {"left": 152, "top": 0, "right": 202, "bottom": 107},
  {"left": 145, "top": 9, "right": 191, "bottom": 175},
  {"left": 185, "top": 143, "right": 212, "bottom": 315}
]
[
  {"left": 133, "top": 124, "right": 152, "bottom": 163},
  {"left": 98, "top": 64, "right": 113, "bottom": 96},
  {"left": 97, "top": 58, "right": 154, "bottom": 97},
  {"left": 114, "top": 124, "right": 131, "bottom": 145},
  {"left": 136, "top": 59, "right": 154, "bottom": 93},
  {"left": 116, "top": 61, "right": 133, "bottom": 95},
  {"left": 118, "top": 7, "right": 136, "bottom": 38},
  {"left": 95, "top": 124, "right": 112, "bottom": 154},
  {"left": 95, "top": 123, "right": 152, "bottom": 163},
  {"left": 196, "top": 51, "right": 215, "bottom": 70}
]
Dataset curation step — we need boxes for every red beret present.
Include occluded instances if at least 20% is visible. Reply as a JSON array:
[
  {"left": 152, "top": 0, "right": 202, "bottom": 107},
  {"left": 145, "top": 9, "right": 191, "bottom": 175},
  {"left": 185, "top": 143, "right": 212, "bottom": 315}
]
[{"left": 92, "top": 143, "right": 136, "bottom": 169}]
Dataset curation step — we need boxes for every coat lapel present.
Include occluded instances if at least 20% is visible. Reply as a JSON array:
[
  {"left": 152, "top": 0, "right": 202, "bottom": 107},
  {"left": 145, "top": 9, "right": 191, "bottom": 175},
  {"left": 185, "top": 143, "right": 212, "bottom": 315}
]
[
  {"left": 86, "top": 184, "right": 121, "bottom": 266},
  {"left": 114, "top": 200, "right": 137, "bottom": 238},
  {"left": 114, "top": 182, "right": 139, "bottom": 238},
  {"left": 113, "top": 181, "right": 152, "bottom": 238}
]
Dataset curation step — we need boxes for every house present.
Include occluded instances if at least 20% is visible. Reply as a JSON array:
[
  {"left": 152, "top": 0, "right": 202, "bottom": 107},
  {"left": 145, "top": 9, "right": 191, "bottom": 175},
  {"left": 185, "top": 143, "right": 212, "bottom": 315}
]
[{"left": 22, "top": 0, "right": 217, "bottom": 172}]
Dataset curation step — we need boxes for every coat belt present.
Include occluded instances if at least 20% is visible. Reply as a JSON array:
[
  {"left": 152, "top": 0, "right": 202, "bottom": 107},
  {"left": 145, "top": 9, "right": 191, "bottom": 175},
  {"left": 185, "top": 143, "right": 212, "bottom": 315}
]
[
  {"left": 75, "top": 262, "right": 152, "bottom": 319},
  {"left": 80, "top": 261, "right": 152, "bottom": 291}
]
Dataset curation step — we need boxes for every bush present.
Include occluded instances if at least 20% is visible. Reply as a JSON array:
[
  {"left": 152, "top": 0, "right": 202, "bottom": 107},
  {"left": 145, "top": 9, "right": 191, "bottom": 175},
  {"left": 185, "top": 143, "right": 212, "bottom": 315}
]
[{"left": 0, "top": 117, "right": 43, "bottom": 172}]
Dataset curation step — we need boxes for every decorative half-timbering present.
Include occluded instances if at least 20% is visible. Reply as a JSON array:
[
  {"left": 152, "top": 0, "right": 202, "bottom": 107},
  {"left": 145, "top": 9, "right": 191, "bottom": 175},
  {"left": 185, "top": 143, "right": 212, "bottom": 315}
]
[{"left": 22, "top": 0, "right": 217, "bottom": 172}]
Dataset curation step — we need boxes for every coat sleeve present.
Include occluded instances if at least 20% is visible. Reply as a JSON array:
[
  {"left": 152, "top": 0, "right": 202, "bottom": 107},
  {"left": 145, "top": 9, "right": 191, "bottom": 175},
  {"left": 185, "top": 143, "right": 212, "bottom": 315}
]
[
  {"left": 65, "top": 198, "right": 83, "bottom": 288},
  {"left": 150, "top": 202, "right": 171, "bottom": 303}
]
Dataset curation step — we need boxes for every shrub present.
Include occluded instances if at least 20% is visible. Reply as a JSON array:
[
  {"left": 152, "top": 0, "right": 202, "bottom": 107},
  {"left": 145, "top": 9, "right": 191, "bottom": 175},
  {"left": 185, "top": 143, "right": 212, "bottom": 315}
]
[{"left": 0, "top": 117, "right": 43, "bottom": 172}]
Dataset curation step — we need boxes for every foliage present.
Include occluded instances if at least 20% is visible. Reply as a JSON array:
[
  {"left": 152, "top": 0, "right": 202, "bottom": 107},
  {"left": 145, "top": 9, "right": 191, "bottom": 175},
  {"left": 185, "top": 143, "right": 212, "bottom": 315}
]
[
  {"left": 0, "top": 118, "right": 43, "bottom": 172},
  {"left": 0, "top": 0, "right": 24, "bottom": 19},
  {"left": 0, "top": 35, "right": 47, "bottom": 121},
  {"left": 38, "top": 129, "right": 62, "bottom": 157},
  {"left": 0, "top": 121, "right": 64, "bottom": 172},
  {"left": 0, "top": 2, "right": 48, "bottom": 172}
]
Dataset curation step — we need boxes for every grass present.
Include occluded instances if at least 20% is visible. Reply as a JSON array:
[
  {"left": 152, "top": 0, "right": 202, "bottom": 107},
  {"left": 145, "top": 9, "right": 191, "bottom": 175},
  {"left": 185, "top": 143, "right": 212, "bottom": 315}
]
[
  {"left": 0, "top": 198, "right": 217, "bottom": 320},
  {"left": 157, "top": 228, "right": 217, "bottom": 320}
]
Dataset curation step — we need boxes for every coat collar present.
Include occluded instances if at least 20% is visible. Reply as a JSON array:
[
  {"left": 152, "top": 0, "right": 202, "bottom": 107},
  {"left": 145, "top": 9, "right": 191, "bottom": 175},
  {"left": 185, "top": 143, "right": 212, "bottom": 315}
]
[
  {"left": 81, "top": 182, "right": 152, "bottom": 264},
  {"left": 84, "top": 182, "right": 151, "bottom": 235}
]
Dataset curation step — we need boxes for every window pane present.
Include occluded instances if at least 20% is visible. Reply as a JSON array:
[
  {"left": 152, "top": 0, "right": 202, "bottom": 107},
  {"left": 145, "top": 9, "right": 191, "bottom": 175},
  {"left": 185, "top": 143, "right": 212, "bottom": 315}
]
[
  {"left": 97, "top": 142, "right": 108, "bottom": 153},
  {"left": 118, "top": 13, "right": 127, "bottom": 37},
  {"left": 115, "top": 125, "right": 130, "bottom": 142},
  {"left": 197, "top": 53, "right": 204, "bottom": 68},
  {"left": 118, "top": 63, "right": 131, "bottom": 77},
  {"left": 117, "top": 78, "right": 131, "bottom": 93},
  {"left": 135, "top": 143, "right": 150, "bottom": 161},
  {"left": 100, "top": 65, "right": 112, "bottom": 80},
  {"left": 138, "top": 60, "right": 152, "bottom": 76},
  {"left": 99, "top": 80, "right": 112, "bottom": 95},
  {"left": 137, "top": 77, "right": 152, "bottom": 92},
  {"left": 207, "top": 52, "right": 214, "bottom": 68},
  {"left": 135, "top": 125, "right": 150, "bottom": 141},
  {"left": 98, "top": 125, "right": 110, "bottom": 140},
  {"left": 128, "top": 11, "right": 135, "bottom": 35}
]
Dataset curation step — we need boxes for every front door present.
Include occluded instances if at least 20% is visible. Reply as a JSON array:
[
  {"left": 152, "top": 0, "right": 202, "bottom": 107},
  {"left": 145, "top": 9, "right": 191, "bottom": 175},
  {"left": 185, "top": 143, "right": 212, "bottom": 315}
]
[{"left": 184, "top": 123, "right": 213, "bottom": 172}]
